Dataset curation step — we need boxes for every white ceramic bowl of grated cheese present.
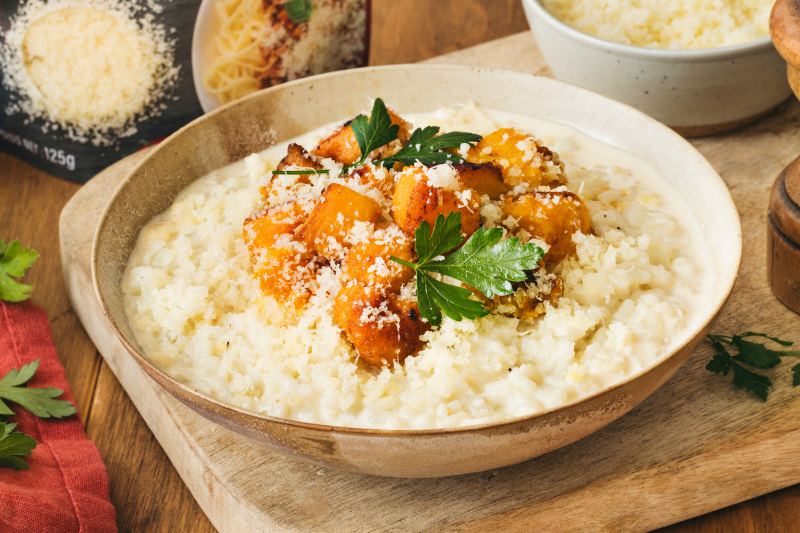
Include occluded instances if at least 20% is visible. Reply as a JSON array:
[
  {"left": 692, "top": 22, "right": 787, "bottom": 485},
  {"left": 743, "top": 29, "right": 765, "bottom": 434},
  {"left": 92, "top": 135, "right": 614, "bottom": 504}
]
[
  {"left": 522, "top": 0, "right": 792, "bottom": 136},
  {"left": 93, "top": 64, "right": 741, "bottom": 477}
]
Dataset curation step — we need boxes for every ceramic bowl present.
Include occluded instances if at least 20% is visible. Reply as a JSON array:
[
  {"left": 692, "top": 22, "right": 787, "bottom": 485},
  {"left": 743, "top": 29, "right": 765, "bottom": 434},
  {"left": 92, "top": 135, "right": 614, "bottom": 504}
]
[
  {"left": 522, "top": 0, "right": 792, "bottom": 136},
  {"left": 93, "top": 64, "right": 741, "bottom": 478},
  {"left": 191, "top": 0, "right": 222, "bottom": 114}
]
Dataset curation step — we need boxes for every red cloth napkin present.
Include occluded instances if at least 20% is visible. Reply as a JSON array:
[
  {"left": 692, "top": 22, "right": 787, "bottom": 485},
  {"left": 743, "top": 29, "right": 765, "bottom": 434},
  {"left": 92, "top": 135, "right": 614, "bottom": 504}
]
[{"left": 0, "top": 301, "right": 117, "bottom": 533}]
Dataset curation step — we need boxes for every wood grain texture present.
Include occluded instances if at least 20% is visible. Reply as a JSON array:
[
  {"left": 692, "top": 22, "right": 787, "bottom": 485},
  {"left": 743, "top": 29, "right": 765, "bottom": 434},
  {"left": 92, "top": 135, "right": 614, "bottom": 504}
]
[
  {"left": 0, "top": 1, "right": 797, "bottom": 530},
  {"left": 369, "top": 0, "right": 530, "bottom": 65},
  {"left": 770, "top": 160, "right": 800, "bottom": 244},
  {"left": 771, "top": 0, "right": 800, "bottom": 100},
  {"left": 768, "top": 212, "right": 800, "bottom": 313},
  {"left": 58, "top": 31, "right": 800, "bottom": 533},
  {"left": 0, "top": 154, "right": 101, "bottom": 417},
  {"left": 767, "top": 156, "right": 800, "bottom": 314},
  {"left": 87, "top": 362, "right": 212, "bottom": 532}
]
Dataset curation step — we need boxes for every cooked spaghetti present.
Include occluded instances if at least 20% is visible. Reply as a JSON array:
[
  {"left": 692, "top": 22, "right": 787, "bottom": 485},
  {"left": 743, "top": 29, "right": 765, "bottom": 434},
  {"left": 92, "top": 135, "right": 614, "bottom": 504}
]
[{"left": 203, "top": 0, "right": 368, "bottom": 106}]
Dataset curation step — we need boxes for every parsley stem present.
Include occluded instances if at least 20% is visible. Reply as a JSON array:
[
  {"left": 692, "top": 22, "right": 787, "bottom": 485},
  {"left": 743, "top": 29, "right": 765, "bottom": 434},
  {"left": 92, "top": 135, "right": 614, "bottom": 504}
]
[
  {"left": 708, "top": 334, "right": 733, "bottom": 344},
  {"left": 388, "top": 256, "right": 418, "bottom": 270},
  {"left": 272, "top": 160, "right": 366, "bottom": 176},
  {"left": 271, "top": 169, "right": 331, "bottom": 175}
]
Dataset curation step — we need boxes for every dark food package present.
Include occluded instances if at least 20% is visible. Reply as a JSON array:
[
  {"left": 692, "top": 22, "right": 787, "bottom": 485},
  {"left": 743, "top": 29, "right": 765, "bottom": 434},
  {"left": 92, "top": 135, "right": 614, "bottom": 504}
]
[{"left": 0, "top": 0, "right": 369, "bottom": 183}]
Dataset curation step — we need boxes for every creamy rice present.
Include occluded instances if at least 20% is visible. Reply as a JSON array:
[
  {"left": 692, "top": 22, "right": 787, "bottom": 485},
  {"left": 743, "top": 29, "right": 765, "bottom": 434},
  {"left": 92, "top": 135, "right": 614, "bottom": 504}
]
[
  {"left": 540, "top": 0, "right": 771, "bottom": 50},
  {"left": 122, "top": 103, "right": 710, "bottom": 429}
]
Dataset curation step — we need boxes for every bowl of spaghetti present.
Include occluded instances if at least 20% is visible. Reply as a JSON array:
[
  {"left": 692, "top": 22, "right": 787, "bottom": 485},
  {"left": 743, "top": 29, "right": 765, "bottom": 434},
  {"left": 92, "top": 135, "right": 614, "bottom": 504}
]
[{"left": 192, "top": 0, "right": 371, "bottom": 112}]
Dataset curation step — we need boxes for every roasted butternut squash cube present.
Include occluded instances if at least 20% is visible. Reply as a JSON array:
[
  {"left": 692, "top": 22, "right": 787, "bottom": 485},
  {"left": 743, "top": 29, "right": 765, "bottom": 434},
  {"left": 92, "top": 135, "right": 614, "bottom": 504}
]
[
  {"left": 312, "top": 121, "right": 362, "bottom": 165},
  {"left": 388, "top": 108, "right": 411, "bottom": 142},
  {"left": 345, "top": 227, "right": 415, "bottom": 292},
  {"left": 260, "top": 143, "right": 320, "bottom": 198},
  {"left": 467, "top": 128, "right": 566, "bottom": 189},
  {"left": 391, "top": 166, "right": 481, "bottom": 241},
  {"left": 311, "top": 108, "right": 410, "bottom": 165},
  {"left": 453, "top": 162, "right": 508, "bottom": 199},
  {"left": 346, "top": 163, "right": 395, "bottom": 197},
  {"left": 333, "top": 285, "right": 429, "bottom": 367},
  {"left": 243, "top": 201, "right": 317, "bottom": 312},
  {"left": 277, "top": 143, "right": 322, "bottom": 172},
  {"left": 297, "top": 184, "right": 381, "bottom": 259},
  {"left": 502, "top": 190, "right": 593, "bottom": 263}
]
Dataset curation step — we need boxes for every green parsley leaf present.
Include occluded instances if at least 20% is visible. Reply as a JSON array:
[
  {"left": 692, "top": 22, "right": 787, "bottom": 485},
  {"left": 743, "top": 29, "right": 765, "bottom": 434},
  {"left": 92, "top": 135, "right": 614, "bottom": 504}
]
[
  {"left": 705, "top": 332, "right": 800, "bottom": 401},
  {"left": 285, "top": 0, "right": 313, "bottom": 22},
  {"left": 0, "top": 360, "right": 77, "bottom": 418},
  {"left": 414, "top": 272, "right": 442, "bottom": 327},
  {"left": 382, "top": 126, "right": 482, "bottom": 167},
  {"left": 390, "top": 212, "right": 543, "bottom": 326},
  {"left": 416, "top": 271, "right": 488, "bottom": 326},
  {"left": 730, "top": 360, "right": 772, "bottom": 402},
  {"left": 413, "top": 213, "right": 465, "bottom": 264},
  {"left": 0, "top": 238, "right": 39, "bottom": 302},
  {"left": 0, "top": 421, "right": 36, "bottom": 471},
  {"left": 425, "top": 131, "right": 484, "bottom": 152},
  {"left": 706, "top": 350, "right": 732, "bottom": 376},
  {"left": 350, "top": 98, "right": 400, "bottom": 166},
  {"left": 738, "top": 332, "right": 794, "bottom": 347},
  {"left": 426, "top": 228, "right": 543, "bottom": 299},
  {"left": 732, "top": 337, "right": 782, "bottom": 369}
]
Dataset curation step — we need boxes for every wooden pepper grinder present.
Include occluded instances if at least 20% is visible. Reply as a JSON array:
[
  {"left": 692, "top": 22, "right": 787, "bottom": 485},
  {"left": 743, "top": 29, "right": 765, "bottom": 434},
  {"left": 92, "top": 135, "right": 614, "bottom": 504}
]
[{"left": 768, "top": 0, "right": 800, "bottom": 313}]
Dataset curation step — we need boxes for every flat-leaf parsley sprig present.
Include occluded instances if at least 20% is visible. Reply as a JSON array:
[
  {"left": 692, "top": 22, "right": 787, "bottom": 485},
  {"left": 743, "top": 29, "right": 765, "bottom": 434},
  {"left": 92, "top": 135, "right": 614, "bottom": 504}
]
[
  {"left": 0, "top": 419, "right": 37, "bottom": 471},
  {"left": 390, "top": 212, "right": 544, "bottom": 327},
  {"left": 0, "top": 360, "right": 77, "bottom": 418},
  {"left": 0, "top": 237, "right": 39, "bottom": 302},
  {"left": 271, "top": 98, "right": 482, "bottom": 176},
  {"left": 706, "top": 332, "right": 800, "bottom": 401},
  {"left": 0, "top": 360, "right": 77, "bottom": 470},
  {"left": 385, "top": 126, "right": 482, "bottom": 168}
]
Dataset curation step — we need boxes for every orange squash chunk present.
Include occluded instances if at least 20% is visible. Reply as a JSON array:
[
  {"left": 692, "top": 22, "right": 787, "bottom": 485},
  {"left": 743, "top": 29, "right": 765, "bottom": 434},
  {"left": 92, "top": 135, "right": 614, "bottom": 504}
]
[
  {"left": 453, "top": 162, "right": 508, "bottom": 199},
  {"left": 502, "top": 190, "right": 593, "bottom": 264},
  {"left": 467, "top": 128, "right": 566, "bottom": 189},
  {"left": 277, "top": 143, "right": 322, "bottom": 172},
  {"left": 260, "top": 144, "right": 320, "bottom": 198},
  {"left": 311, "top": 108, "right": 410, "bottom": 165},
  {"left": 312, "top": 122, "right": 362, "bottom": 165},
  {"left": 333, "top": 285, "right": 429, "bottom": 367},
  {"left": 297, "top": 183, "right": 381, "bottom": 259},
  {"left": 345, "top": 228, "right": 415, "bottom": 292},
  {"left": 243, "top": 201, "right": 317, "bottom": 312},
  {"left": 346, "top": 163, "right": 395, "bottom": 197},
  {"left": 391, "top": 166, "right": 481, "bottom": 242}
]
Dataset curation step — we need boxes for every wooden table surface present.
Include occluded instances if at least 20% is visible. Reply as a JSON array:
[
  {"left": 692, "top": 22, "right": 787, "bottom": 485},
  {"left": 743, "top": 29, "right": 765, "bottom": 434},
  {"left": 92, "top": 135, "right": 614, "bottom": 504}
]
[{"left": 2, "top": 1, "right": 799, "bottom": 530}]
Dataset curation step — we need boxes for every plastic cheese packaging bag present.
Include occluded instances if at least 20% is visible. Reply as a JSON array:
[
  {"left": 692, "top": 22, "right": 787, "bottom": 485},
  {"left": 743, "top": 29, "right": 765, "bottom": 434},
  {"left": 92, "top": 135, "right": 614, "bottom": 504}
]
[{"left": 0, "top": 0, "right": 370, "bottom": 182}]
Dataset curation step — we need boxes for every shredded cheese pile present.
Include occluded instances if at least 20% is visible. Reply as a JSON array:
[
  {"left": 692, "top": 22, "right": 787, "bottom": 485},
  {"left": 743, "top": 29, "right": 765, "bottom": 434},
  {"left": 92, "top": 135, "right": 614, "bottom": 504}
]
[
  {"left": 1, "top": 0, "right": 180, "bottom": 146},
  {"left": 541, "top": 0, "right": 771, "bottom": 49}
]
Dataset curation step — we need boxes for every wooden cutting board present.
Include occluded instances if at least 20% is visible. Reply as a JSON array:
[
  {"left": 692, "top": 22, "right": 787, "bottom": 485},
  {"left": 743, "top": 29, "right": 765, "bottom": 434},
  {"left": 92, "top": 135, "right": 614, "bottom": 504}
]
[{"left": 60, "top": 33, "right": 800, "bottom": 532}]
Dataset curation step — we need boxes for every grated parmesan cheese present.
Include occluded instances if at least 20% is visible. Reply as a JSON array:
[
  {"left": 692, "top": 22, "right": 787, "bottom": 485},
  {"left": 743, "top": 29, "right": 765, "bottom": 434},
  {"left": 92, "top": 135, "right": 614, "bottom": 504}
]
[
  {"left": 1, "top": 0, "right": 179, "bottom": 146},
  {"left": 420, "top": 163, "right": 461, "bottom": 190},
  {"left": 540, "top": 0, "right": 771, "bottom": 49}
]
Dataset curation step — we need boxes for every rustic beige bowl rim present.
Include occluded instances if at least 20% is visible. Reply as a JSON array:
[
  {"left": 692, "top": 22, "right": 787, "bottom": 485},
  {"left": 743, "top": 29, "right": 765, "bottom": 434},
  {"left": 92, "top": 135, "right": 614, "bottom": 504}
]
[
  {"left": 92, "top": 64, "right": 741, "bottom": 439},
  {"left": 526, "top": 0, "right": 773, "bottom": 59}
]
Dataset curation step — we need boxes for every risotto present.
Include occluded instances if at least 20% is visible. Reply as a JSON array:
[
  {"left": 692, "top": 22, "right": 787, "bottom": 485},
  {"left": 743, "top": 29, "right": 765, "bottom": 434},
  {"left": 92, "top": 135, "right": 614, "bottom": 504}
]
[
  {"left": 540, "top": 0, "right": 771, "bottom": 50},
  {"left": 122, "top": 103, "right": 710, "bottom": 429}
]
